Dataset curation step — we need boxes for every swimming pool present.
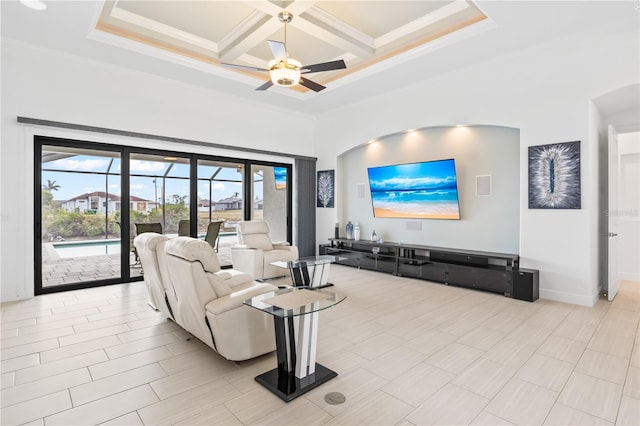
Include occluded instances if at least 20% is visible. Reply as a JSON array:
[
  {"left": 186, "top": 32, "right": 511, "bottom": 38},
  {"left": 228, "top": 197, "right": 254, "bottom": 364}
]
[
  {"left": 53, "top": 240, "right": 121, "bottom": 258},
  {"left": 52, "top": 233, "right": 238, "bottom": 259}
]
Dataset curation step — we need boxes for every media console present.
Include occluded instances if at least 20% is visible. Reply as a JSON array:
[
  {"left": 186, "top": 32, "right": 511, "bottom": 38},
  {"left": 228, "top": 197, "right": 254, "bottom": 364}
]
[{"left": 321, "top": 238, "right": 537, "bottom": 301}]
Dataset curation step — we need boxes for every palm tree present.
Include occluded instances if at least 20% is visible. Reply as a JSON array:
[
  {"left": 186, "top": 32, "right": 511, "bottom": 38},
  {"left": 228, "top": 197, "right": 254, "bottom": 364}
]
[{"left": 43, "top": 179, "right": 60, "bottom": 192}]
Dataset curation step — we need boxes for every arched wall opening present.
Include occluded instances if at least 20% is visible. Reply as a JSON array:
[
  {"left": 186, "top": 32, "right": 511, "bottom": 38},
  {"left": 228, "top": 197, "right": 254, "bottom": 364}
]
[{"left": 336, "top": 124, "right": 520, "bottom": 254}]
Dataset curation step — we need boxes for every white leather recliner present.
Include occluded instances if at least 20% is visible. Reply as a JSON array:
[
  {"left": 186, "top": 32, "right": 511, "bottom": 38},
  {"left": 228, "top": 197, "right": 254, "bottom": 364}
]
[
  {"left": 133, "top": 232, "right": 172, "bottom": 319},
  {"left": 163, "top": 237, "right": 277, "bottom": 361},
  {"left": 231, "top": 221, "right": 299, "bottom": 280}
]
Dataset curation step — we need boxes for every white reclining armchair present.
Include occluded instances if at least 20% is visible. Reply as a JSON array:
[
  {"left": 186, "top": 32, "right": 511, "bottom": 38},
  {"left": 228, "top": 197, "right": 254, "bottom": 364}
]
[
  {"left": 231, "top": 221, "right": 299, "bottom": 280},
  {"left": 163, "top": 237, "right": 277, "bottom": 361},
  {"left": 133, "top": 232, "right": 173, "bottom": 319}
]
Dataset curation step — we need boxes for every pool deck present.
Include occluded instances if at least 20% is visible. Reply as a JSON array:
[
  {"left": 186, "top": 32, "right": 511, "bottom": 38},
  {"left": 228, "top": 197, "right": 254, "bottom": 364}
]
[{"left": 42, "top": 242, "right": 234, "bottom": 288}]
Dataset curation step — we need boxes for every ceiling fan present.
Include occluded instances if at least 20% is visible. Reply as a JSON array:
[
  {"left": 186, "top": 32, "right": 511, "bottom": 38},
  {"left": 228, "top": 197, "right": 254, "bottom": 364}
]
[{"left": 221, "top": 11, "right": 346, "bottom": 92}]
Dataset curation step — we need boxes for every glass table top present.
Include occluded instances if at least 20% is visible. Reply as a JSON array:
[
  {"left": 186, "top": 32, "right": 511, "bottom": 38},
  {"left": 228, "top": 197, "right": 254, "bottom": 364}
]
[
  {"left": 270, "top": 255, "right": 346, "bottom": 269},
  {"left": 243, "top": 287, "right": 346, "bottom": 318}
]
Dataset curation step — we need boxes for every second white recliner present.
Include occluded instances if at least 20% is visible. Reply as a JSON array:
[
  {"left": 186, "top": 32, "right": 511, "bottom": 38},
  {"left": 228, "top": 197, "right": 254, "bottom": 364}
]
[{"left": 231, "top": 221, "right": 299, "bottom": 280}]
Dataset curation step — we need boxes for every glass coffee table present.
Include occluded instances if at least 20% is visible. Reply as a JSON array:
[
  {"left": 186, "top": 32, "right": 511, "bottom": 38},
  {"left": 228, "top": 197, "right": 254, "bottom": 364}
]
[
  {"left": 243, "top": 287, "right": 346, "bottom": 402},
  {"left": 270, "top": 255, "right": 345, "bottom": 288}
]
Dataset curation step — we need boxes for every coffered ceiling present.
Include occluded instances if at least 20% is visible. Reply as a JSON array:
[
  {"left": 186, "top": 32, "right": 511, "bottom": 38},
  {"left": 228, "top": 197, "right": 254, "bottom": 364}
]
[
  {"left": 2, "top": 1, "right": 638, "bottom": 114},
  {"left": 95, "top": 0, "right": 487, "bottom": 94}
]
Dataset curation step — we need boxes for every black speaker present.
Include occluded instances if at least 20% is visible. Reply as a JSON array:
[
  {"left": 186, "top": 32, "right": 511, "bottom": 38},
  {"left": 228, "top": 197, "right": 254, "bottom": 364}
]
[{"left": 512, "top": 268, "right": 539, "bottom": 302}]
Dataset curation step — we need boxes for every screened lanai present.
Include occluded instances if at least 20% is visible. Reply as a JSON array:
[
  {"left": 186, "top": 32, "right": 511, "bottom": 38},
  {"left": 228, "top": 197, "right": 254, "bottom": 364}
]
[{"left": 37, "top": 140, "right": 287, "bottom": 293}]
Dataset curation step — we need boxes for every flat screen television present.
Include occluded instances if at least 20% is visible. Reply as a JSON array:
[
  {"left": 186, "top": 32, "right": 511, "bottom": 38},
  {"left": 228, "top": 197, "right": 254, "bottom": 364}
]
[{"left": 367, "top": 158, "right": 461, "bottom": 220}]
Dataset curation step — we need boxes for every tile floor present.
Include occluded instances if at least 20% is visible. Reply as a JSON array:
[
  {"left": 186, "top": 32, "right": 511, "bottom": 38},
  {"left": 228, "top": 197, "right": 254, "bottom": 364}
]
[{"left": 1, "top": 266, "right": 638, "bottom": 425}]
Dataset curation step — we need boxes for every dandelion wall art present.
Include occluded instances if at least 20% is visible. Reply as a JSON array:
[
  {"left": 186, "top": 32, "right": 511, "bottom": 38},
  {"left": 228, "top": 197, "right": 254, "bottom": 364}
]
[{"left": 528, "top": 141, "right": 581, "bottom": 209}]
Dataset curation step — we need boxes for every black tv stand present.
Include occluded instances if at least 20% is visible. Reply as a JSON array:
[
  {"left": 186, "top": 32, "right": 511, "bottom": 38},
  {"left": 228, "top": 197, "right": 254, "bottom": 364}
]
[{"left": 323, "top": 238, "right": 523, "bottom": 298}]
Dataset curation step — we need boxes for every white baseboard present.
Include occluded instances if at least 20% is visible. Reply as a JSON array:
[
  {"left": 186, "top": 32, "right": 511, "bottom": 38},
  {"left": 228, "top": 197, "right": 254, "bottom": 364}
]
[{"left": 539, "top": 288, "right": 600, "bottom": 307}]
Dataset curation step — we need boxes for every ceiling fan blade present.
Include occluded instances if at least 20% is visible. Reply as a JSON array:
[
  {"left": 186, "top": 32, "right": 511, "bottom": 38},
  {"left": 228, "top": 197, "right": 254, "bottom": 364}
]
[
  {"left": 301, "top": 59, "right": 346, "bottom": 74},
  {"left": 267, "top": 40, "right": 287, "bottom": 61},
  {"left": 221, "top": 63, "right": 269, "bottom": 72},
  {"left": 255, "top": 80, "right": 273, "bottom": 91},
  {"left": 299, "top": 77, "right": 326, "bottom": 92}
]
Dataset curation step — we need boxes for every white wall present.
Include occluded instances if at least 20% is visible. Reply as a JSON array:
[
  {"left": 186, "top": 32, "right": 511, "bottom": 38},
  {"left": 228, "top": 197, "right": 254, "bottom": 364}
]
[
  {"left": 314, "top": 27, "right": 639, "bottom": 306},
  {"left": 338, "top": 125, "right": 520, "bottom": 254},
  {"left": 0, "top": 39, "right": 313, "bottom": 302},
  {"left": 617, "top": 132, "right": 640, "bottom": 282},
  {"left": 2, "top": 25, "right": 638, "bottom": 306}
]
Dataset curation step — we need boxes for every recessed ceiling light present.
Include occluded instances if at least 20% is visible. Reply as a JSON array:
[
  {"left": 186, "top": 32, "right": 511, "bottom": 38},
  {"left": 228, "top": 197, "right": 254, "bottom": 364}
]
[
  {"left": 19, "top": 0, "right": 47, "bottom": 11},
  {"left": 163, "top": 157, "right": 178, "bottom": 161}
]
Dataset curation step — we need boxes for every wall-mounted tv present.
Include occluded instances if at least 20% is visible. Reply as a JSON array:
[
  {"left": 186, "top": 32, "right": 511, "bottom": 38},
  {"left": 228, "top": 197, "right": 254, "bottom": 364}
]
[{"left": 367, "top": 158, "right": 461, "bottom": 220}]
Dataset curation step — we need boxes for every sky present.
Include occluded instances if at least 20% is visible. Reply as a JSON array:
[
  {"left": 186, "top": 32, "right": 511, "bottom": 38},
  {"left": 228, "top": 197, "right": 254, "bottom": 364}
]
[
  {"left": 42, "top": 155, "right": 259, "bottom": 203},
  {"left": 367, "top": 159, "right": 458, "bottom": 192}
]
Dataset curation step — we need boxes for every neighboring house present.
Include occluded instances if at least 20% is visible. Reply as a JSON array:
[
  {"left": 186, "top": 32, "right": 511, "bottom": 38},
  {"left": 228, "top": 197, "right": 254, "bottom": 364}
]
[
  {"left": 213, "top": 196, "right": 242, "bottom": 211},
  {"left": 129, "top": 195, "right": 157, "bottom": 213},
  {"left": 198, "top": 197, "right": 258, "bottom": 211},
  {"left": 197, "top": 198, "right": 212, "bottom": 213},
  {"left": 60, "top": 192, "right": 156, "bottom": 214}
]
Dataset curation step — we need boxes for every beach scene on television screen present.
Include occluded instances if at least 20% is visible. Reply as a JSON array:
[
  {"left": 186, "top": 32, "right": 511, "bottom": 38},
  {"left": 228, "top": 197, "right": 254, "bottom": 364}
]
[{"left": 367, "top": 159, "right": 461, "bottom": 220}]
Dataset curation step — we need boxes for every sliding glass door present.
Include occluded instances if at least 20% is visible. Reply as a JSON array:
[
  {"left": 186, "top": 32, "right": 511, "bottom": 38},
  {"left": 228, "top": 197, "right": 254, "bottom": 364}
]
[
  {"left": 36, "top": 137, "right": 294, "bottom": 293},
  {"left": 38, "top": 143, "right": 122, "bottom": 291},
  {"left": 129, "top": 153, "right": 191, "bottom": 277},
  {"left": 197, "top": 160, "right": 244, "bottom": 267}
]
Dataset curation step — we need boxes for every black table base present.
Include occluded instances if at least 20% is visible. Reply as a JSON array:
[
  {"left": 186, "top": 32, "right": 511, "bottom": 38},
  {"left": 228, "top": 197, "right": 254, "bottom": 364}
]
[
  {"left": 290, "top": 263, "right": 334, "bottom": 288},
  {"left": 255, "top": 363, "right": 337, "bottom": 402},
  {"left": 250, "top": 290, "right": 343, "bottom": 402}
]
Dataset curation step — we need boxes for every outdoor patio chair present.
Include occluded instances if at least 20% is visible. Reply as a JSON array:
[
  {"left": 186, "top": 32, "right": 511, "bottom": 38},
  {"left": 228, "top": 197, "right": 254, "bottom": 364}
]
[
  {"left": 205, "top": 221, "right": 223, "bottom": 251},
  {"left": 135, "top": 222, "right": 163, "bottom": 235},
  {"left": 178, "top": 220, "right": 190, "bottom": 236},
  {"left": 133, "top": 223, "right": 163, "bottom": 267}
]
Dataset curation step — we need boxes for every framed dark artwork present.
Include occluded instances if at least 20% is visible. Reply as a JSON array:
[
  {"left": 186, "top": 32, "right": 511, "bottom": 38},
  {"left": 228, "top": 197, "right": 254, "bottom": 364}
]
[
  {"left": 317, "top": 170, "right": 335, "bottom": 208},
  {"left": 528, "top": 141, "right": 581, "bottom": 209}
]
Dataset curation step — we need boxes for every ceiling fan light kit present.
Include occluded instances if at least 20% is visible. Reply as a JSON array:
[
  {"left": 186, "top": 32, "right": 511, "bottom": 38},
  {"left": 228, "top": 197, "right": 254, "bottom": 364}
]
[
  {"left": 269, "top": 58, "right": 301, "bottom": 87},
  {"left": 221, "top": 10, "right": 346, "bottom": 93}
]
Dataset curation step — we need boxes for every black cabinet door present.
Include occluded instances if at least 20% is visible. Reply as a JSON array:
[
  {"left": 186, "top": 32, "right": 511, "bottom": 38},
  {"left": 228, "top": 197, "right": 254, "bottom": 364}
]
[
  {"left": 420, "top": 262, "right": 447, "bottom": 282},
  {"left": 476, "top": 269, "right": 511, "bottom": 293},
  {"left": 358, "top": 254, "right": 377, "bottom": 270},
  {"left": 335, "top": 251, "right": 360, "bottom": 268},
  {"left": 446, "top": 265, "right": 477, "bottom": 286},
  {"left": 376, "top": 255, "right": 397, "bottom": 274},
  {"left": 398, "top": 260, "right": 422, "bottom": 278}
]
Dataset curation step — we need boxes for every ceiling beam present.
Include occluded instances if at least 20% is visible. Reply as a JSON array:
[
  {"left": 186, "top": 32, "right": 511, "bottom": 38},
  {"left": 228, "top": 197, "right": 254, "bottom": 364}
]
[
  {"left": 375, "top": 1, "right": 471, "bottom": 49},
  {"left": 218, "top": 10, "right": 275, "bottom": 61},
  {"left": 220, "top": 1, "right": 322, "bottom": 63},
  {"left": 249, "top": 0, "right": 320, "bottom": 18},
  {"left": 298, "top": 8, "right": 375, "bottom": 59},
  {"left": 110, "top": 4, "right": 219, "bottom": 52}
]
